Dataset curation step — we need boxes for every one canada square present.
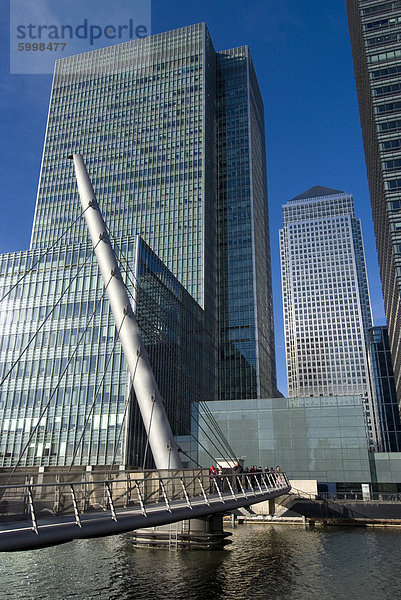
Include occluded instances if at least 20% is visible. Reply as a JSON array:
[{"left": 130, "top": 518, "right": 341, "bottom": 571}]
[
  {"left": 0, "top": 24, "right": 278, "bottom": 467},
  {"left": 280, "top": 187, "right": 380, "bottom": 448}
]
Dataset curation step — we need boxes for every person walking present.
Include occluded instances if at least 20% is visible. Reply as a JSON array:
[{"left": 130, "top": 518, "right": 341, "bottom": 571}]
[
  {"left": 233, "top": 461, "right": 243, "bottom": 492},
  {"left": 209, "top": 464, "right": 217, "bottom": 492}
]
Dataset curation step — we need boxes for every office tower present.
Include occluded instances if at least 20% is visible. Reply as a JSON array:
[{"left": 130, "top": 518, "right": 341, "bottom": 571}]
[
  {"left": 279, "top": 186, "right": 380, "bottom": 448},
  {"left": 31, "top": 22, "right": 277, "bottom": 401},
  {"left": 216, "top": 48, "right": 276, "bottom": 399},
  {"left": 0, "top": 24, "right": 277, "bottom": 467},
  {"left": 367, "top": 326, "right": 401, "bottom": 451},
  {"left": 346, "top": 0, "right": 401, "bottom": 406},
  {"left": 0, "top": 236, "right": 203, "bottom": 467}
]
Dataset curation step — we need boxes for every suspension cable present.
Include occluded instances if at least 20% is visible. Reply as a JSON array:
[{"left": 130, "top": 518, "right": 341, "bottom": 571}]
[
  {"left": 109, "top": 352, "right": 141, "bottom": 471},
  {"left": 0, "top": 208, "right": 90, "bottom": 305},
  {"left": 190, "top": 410, "right": 233, "bottom": 467},
  {"left": 142, "top": 391, "right": 155, "bottom": 471},
  {"left": 187, "top": 426, "right": 225, "bottom": 468},
  {"left": 179, "top": 447, "right": 203, "bottom": 469},
  {"left": 198, "top": 401, "right": 237, "bottom": 461},
  {"left": 68, "top": 311, "right": 128, "bottom": 471},
  {"left": 65, "top": 233, "right": 143, "bottom": 471},
  {"left": 107, "top": 230, "right": 238, "bottom": 468},
  {"left": 5, "top": 270, "right": 115, "bottom": 482},
  {"left": 0, "top": 239, "right": 98, "bottom": 389}
]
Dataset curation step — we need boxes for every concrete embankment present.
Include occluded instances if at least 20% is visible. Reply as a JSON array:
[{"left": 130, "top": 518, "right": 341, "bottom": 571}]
[
  {"left": 240, "top": 496, "right": 401, "bottom": 526},
  {"left": 280, "top": 498, "right": 401, "bottom": 525}
]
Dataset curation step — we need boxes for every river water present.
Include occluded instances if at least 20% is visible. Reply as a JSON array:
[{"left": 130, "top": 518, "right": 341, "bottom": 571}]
[{"left": 1, "top": 523, "right": 400, "bottom": 599}]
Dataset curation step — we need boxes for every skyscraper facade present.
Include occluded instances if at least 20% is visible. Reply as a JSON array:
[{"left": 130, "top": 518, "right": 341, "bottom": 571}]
[
  {"left": 30, "top": 22, "right": 277, "bottom": 401},
  {"left": 0, "top": 236, "right": 204, "bottom": 467},
  {"left": 0, "top": 24, "right": 277, "bottom": 467},
  {"left": 216, "top": 48, "right": 276, "bottom": 399},
  {"left": 346, "top": 0, "right": 401, "bottom": 406},
  {"left": 280, "top": 186, "right": 380, "bottom": 448}
]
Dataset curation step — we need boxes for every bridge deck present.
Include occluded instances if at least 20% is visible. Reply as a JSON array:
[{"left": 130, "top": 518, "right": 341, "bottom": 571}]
[{"left": 0, "top": 470, "right": 290, "bottom": 551}]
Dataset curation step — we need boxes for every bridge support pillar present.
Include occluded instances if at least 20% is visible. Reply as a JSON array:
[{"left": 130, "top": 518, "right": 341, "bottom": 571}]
[
  {"left": 268, "top": 498, "right": 276, "bottom": 515},
  {"left": 129, "top": 515, "right": 231, "bottom": 550}
]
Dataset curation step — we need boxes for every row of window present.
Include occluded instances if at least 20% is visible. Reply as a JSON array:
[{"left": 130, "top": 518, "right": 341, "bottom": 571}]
[
  {"left": 387, "top": 178, "right": 401, "bottom": 189},
  {"left": 365, "top": 15, "right": 401, "bottom": 32},
  {"left": 371, "top": 63, "right": 401, "bottom": 80},
  {"left": 366, "top": 32, "right": 401, "bottom": 47},
  {"left": 373, "top": 81, "right": 401, "bottom": 97},
  {"left": 375, "top": 99, "right": 401, "bottom": 115},
  {"left": 362, "top": 1, "right": 401, "bottom": 18},
  {"left": 368, "top": 48, "right": 401, "bottom": 63}
]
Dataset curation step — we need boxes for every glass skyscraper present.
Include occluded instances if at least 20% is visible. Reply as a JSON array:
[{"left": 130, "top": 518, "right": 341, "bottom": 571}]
[
  {"left": 30, "top": 22, "right": 277, "bottom": 401},
  {"left": 216, "top": 48, "right": 276, "bottom": 399},
  {"left": 280, "top": 186, "right": 380, "bottom": 448},
  {"left": 0, "top": 24, "right": 277, "bottom": 467},
  {"left": 0, "top": 236, "right": 204, "bottom": 467},
  {"left": 346, "top": 0, "right": 401, "bottom": 407}
]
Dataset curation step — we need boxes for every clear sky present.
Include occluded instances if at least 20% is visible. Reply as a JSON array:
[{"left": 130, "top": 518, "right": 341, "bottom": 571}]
[{"left": 0, "top": 0, "right": 387, "bottom": 395}]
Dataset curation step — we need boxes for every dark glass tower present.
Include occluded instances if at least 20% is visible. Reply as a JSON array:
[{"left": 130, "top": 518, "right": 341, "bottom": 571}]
[
  {"left": 346, "top": 0, "right": 401, "bottom": 407},
  {"left": 216, "top": 47, "right": 276, "bottom": 399}
]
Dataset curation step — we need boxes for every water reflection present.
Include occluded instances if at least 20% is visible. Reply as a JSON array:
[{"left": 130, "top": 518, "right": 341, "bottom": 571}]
[
  {"left": 1, "top": 524, "right": 401, "bottom": 599},
  {"left": 108, "top": 542, "right": 230, "bottom": 600}
]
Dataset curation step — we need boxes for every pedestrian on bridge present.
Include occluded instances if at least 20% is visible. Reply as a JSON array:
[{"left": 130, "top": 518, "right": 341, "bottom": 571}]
[
  {"left": 233, "top": 462, "right": 243, "bottom": 492},
  {"left": 209, "top": 465, "right": 217, "bottom": 492}
]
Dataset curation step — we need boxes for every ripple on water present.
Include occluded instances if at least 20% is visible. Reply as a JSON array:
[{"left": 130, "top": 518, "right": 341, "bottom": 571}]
[{"left": 2, "top": 524, "right": 401, "bottom": 600}]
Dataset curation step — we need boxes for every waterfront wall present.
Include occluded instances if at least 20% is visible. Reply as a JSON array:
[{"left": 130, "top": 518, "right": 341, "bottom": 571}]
[{"left": 281, "top": 498, "right": 401, "bottom": 522}]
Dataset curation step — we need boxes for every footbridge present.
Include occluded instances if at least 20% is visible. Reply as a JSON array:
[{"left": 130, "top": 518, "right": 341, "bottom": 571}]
[
  {"left": 0, "top": 156, "right": 291, "bottom": 552},
  {"left": 0, "top": 468, "right": 290, "bottom": 551}
]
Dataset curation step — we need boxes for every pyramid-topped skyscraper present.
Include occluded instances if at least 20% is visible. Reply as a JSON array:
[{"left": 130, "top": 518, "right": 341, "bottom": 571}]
[{"left": 280, "top": 186, "right": 380, "bottom": 449}]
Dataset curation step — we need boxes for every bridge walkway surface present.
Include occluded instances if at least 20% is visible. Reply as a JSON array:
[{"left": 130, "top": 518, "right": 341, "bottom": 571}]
[{"left": 0, "top": 469, "right": 290, "bottom": 551}]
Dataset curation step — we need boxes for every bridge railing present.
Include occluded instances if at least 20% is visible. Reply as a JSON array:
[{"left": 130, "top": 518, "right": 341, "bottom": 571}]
[{"left": 0, "top": 469, "right": 290, "bottom": 526}]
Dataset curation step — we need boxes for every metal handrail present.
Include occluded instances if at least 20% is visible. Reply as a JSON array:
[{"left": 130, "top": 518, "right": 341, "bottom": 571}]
[
  {"left": 0, "top": 470, "right": 290, "bottom": 527},
  {"left": 0, "top": 470, "right": 287, "bottom": 492}
]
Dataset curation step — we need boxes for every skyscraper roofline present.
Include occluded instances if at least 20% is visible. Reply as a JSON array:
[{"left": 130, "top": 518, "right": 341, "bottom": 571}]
[{"left": 289, "top": 185, "right": 347, "bottom": 203}]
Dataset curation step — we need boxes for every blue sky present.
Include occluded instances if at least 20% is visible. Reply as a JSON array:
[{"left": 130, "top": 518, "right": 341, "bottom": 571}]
[{"left": 0, "top": 0, "right": 386, "bottom": 395}]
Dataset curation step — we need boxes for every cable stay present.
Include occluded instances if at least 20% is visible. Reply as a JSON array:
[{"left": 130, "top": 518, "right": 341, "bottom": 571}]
[
  {"left": 197, "top": 401, "right": 237, "bottom": 463},
  {"left": 3, "top": 268, "right": 114, "bottom": 483},
  {"left": 67, "top": 309, "right": 130, "bottom": 471},
  {"left": 2, "top": 155, "right": 241, "bottom": 477},
  {"left": 0, "top": 239, "right": 99, "bottom": 390},
  {"left": 105, "top": 227, "right": 239, "bottom": 469},
  {"left": 0, "top": 209, "right": 90, "bottom": 305}
]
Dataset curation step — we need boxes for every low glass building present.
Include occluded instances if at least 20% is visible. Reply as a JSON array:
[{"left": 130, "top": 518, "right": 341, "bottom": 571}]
[
  {"left": 0, "top": 235, "right": 204, "bottom": 468},
  {"left": 197, "top": 396, "right": 372, "bottom": 484}
]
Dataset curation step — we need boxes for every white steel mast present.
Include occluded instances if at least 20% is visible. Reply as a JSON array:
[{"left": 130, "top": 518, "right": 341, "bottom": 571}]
[{"left": 69, "top": 154, "right": 183, "bottom": 470}]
